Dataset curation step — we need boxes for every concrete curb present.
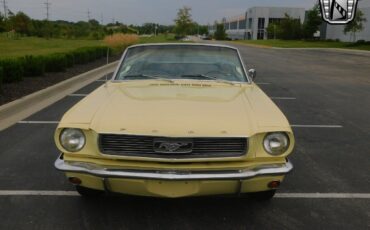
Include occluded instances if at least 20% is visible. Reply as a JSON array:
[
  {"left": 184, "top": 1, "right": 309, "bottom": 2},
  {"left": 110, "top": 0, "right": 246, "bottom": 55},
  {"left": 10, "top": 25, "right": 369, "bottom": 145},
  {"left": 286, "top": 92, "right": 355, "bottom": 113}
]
[
  {"left": 271, "top": 47, "right": 370, "bottom": 55},
  {"left": 0, "top": 61, "right": 119, "bottom": 131},
  {"left": 231, "top": 42, "right": 272, "bottom": 49}
]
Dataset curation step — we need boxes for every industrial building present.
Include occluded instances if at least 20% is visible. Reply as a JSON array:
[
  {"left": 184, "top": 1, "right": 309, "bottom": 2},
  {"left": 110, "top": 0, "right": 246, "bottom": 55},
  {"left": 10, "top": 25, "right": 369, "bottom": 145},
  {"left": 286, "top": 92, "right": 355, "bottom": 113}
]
[
  {"left": 209, "top": 7, "right": 306, "bottom": 40},
  {"left": 209, "top": 1, "right": 370, "bottom": 41}
]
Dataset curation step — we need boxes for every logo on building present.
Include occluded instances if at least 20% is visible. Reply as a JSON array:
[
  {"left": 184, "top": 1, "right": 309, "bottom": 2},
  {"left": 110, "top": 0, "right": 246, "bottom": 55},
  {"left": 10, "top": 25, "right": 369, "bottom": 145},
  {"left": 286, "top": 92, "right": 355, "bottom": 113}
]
[{"left": 319, "top": 0, "right": 359, "bottom": 24}]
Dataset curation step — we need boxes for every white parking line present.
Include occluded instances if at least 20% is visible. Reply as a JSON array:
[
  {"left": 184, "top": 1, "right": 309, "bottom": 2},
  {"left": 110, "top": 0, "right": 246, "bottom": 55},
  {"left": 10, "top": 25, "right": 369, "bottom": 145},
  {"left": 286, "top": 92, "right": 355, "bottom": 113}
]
[
  {"left": 275, "top": 193, "right": 370, "bottom": 199},
  {"left": 291, "top": 125, "right": 343, "bottom": 128},
  {"left": 17, "top": 121, "right": 59, "bottom": 124},
  {"left": 0, "top": 191, "right": 369, "bottom": 198},
  {"left": 0, "top": 190, "right": 79, "bottom": 196},
  {"left": 68, "top": 94, "right": 88, "bottom": 97}
]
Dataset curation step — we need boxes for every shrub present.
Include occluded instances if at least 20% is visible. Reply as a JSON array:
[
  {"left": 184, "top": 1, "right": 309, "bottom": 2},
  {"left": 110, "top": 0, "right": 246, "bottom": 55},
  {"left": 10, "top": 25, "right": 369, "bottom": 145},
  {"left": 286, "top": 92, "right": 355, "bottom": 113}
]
[
  {"left": 72, "top": 46, "right": 110, "bottom": 64},
  {"left": 104, "top": 33, "right": 139, "bottom": 52},
  {"left": 87, "top": 48, "right": 97, "bottom": 61},
  {"left": 93, "top": 46, "right": 110, "bottom": 60},
  {"left": 0, "top": 46, "right": 110, "bottom": 87},
  {"left": 356, "top": 39, "right": 366, "bottom": 44},
  {"left": 64, "top": 53, "right": 74, "bottom": 68},
  {"left": 0, "top": 59, "right": 24, "bottom": 83},
  {"left": 0, "top": 66, "right": 3, "bottom": 93},
  {"left": 214, "top": 24, "right": 227, "bottom": 40},
  {"left": 44, "top": 54, "right": 68, "bottom": 72},
  {"left": 21, "top": 55, "right": 45, "bottom": 77},
  {"left": 72, "top": 48, "right": 90, "bottom": 64},
  {"left": 175, "top": 35, "right": 185, "bottom": 40}
]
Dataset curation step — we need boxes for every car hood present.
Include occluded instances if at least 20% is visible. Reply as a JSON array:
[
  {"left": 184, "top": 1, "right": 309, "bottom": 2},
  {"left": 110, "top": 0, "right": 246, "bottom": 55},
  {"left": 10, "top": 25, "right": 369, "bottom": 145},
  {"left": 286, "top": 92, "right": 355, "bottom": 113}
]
[{"left": 59, "top": 81, "right": 291, "bottom": 136}]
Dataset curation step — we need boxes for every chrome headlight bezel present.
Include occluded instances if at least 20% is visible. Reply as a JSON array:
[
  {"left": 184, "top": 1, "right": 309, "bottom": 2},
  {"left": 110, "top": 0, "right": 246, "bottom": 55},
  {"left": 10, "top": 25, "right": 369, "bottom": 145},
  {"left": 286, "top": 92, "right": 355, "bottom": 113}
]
[
  {"left": 263, "top": 132, "right": 290, "bottom": 156},
  {"left": 59, "top": 128, "right": 86, "bottom": 152}
]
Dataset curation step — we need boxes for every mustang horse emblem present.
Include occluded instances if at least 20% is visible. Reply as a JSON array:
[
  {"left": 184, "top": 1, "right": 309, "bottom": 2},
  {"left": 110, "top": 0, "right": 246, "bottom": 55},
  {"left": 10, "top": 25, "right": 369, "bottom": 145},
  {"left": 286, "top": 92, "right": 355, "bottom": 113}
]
[
  {"left": 319, "top": 0, "right": 359, "bottom": 24},
  {"left": 153, "top": 140, "right": 193, "bottom": 153}
]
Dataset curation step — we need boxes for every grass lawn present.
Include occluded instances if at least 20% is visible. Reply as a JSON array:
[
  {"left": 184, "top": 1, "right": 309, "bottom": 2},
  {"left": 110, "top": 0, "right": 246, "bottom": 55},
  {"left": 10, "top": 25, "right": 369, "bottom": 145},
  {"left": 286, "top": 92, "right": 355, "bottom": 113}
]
[
  {"left": 0, "top": 36, "right": 104, "bottom": 58},
  {"left": 233, "top": 39, "right": 370, "bottom": 51},
  {"left": 138, "top": 34, "right": 178, "bottom": 44},
  {"left": 0, "top": 34, "right": 181, "bottom": 59}
]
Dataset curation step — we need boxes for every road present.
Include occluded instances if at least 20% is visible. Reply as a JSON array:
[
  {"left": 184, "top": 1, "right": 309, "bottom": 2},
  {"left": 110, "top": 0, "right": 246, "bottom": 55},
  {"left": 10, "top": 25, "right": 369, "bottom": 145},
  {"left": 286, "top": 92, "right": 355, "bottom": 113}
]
[{"left": 0, "top": 43, "right": 369, "bottom": 229}]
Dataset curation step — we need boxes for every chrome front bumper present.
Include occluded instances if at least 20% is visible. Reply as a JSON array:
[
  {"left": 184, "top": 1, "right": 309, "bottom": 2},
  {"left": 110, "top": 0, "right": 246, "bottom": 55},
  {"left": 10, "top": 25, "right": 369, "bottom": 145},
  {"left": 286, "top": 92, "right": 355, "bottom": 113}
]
[{"left": 55, "top": 155, "right": 293, "bottom": 181}]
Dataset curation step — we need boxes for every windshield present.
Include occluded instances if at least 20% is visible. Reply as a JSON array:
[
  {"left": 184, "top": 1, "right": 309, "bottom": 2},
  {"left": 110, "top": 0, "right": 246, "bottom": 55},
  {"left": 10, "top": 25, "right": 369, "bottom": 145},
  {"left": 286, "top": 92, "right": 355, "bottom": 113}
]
[{"left": 115, "top": 45, "right": 248, "bottom": 82}]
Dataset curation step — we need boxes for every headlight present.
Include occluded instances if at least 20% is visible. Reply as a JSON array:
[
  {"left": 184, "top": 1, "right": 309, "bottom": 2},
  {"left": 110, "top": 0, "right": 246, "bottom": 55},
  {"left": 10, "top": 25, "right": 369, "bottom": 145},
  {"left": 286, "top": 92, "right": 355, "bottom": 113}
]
[
  {"left": 60, "top": 128, "right": 86, "bottom": 152},
  {"left": 263, "top": 132, "right": 289, "bottom": 156}
]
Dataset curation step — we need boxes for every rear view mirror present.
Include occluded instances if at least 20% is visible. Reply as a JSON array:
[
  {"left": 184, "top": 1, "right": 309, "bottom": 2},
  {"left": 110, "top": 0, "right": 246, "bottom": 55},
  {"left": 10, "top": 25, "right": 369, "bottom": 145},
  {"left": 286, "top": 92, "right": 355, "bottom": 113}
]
[{"left": 248, "top": 69, "right": 257, "bottom": 81}]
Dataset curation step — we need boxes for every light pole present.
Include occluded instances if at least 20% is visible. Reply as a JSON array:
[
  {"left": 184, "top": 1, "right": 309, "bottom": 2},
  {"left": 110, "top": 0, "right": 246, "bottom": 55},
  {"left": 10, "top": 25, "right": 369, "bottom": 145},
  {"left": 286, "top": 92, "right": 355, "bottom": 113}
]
[{"left": 153, "top": 24, "right": 158, "bottom": 36}]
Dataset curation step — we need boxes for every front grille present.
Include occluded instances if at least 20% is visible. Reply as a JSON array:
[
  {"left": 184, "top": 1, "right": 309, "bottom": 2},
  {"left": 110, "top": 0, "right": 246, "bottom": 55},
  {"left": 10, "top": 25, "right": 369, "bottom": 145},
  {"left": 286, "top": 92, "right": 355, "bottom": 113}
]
[{"left": 99, "top": 134, "right": 248, "bottom": 158}]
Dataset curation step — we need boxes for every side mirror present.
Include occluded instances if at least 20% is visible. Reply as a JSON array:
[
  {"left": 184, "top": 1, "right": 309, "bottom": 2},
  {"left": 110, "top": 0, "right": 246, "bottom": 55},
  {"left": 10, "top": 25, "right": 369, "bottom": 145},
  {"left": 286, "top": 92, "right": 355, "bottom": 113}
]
[{"left": 248, "top": 69, "right": 257, "bottom": 81}]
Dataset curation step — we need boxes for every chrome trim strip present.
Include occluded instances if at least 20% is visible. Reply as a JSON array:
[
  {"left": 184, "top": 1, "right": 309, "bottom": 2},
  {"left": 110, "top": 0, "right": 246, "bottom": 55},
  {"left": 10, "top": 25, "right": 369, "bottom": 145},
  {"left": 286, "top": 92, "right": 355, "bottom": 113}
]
[
  {"left": 236, "top": 48, "right": 251, "bottom": 83},
  {"left": 111, "top": 43, "right": 251, "bottom": 84},
  {"left": 55, "top": 155, "right": 293, "bottom": 181},
  {"left": 128, "top": 43, "right": 239, "bottom": 50}
]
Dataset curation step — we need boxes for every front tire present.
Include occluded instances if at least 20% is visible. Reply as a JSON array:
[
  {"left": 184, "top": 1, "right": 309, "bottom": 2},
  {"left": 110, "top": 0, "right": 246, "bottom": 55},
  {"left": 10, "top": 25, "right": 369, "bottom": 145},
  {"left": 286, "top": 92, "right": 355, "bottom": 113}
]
[
  {"left": 75, "top": 186, "right": 104, "bottom": 197},
  {"left": 249, "top": 190, "right": 276, "bottom": 201}
]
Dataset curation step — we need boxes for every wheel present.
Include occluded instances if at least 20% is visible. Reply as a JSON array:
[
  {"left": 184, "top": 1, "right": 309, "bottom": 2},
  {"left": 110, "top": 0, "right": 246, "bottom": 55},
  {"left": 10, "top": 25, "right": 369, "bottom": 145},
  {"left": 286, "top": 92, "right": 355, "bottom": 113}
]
[
  {"left": 75, "top": 186, "right": 104, "bottom": 197},
  {"left": 249, "top": 190, "right": 276, "bottom": 201}
]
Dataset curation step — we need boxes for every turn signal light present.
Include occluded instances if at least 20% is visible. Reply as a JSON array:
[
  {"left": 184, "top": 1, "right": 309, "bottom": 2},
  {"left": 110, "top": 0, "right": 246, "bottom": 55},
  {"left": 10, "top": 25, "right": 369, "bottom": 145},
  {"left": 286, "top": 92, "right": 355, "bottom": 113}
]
[
  {"left": 268, "top": 181, "right": 281, "bottom": 189},
  {"left": 68, "top": 177, "right": 82, "bottom": 185}
]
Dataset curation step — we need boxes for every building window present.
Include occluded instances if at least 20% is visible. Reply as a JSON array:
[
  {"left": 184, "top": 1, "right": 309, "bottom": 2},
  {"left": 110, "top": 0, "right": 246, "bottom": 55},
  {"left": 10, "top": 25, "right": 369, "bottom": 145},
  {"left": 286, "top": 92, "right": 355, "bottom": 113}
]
[
  {"left": 257, "top": 31, "right": 264, "bottom": 40},
  {"left": 257, "top": 18, "right": 265, "bottom": 40},
  {"left": 230, "top": 21, "right": 238, "bottom": 30},
  {"left": 248, "top": 18, "right": 252, "bottom": 29},
  {"left": 269, "top": 18, "right": 283, "bottom": 25},
  {"left": 223, "top": 22, "right": 230, "bottom": 30},
  {"left": 258, "top": 18, "right": 265, "bottom": 29},
  {"left": 239, "top": 19, "right": 246, "bottom": 29},
  {"left": 247, "top": 32, "right": 252, "bottom": 40}
]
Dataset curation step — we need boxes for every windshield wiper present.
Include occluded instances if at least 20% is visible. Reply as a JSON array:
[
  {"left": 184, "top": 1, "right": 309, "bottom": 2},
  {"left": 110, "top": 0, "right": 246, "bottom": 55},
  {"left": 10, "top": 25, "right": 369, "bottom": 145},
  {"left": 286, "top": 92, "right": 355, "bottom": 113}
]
[
  {"left": 123, "top": 74, "right": 174, "bottom": 83},
  {"left": 181, "top": 74, "right": 236, "bottom": 85}
]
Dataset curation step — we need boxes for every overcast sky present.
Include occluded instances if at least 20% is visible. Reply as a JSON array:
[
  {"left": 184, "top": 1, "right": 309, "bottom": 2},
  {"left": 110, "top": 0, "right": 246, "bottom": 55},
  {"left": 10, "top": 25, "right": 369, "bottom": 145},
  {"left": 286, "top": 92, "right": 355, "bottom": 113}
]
[{"left": 5, "top": 0, "right": 317, "bottom": 25}]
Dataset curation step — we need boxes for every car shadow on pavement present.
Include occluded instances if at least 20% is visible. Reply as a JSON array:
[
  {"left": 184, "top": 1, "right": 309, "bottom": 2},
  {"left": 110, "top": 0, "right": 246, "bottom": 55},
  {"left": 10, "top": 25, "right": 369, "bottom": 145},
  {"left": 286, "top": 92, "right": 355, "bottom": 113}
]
[{"left": 74, "top": 195, "right": 291, "bottom": 230}]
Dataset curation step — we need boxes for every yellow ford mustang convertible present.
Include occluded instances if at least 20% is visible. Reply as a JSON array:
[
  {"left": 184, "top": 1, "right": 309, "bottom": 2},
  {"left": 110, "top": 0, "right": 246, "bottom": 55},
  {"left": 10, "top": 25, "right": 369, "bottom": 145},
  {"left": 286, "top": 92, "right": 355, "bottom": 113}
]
[{"left": 54, "top": 43, "right": 294, "bottom": 200}]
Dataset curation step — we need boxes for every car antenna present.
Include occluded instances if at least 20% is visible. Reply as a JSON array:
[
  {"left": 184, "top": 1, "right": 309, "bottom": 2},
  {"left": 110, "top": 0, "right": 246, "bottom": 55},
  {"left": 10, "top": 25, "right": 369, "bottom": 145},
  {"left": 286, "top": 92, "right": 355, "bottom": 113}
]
[{"left": 104, "top": 47, "right": 110, "bottom": 88}]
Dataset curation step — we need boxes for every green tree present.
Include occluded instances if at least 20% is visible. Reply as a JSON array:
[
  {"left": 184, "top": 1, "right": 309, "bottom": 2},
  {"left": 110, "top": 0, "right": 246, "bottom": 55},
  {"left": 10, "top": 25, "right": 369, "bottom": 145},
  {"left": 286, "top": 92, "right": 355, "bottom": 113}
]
[
  {"left": 198, "top": 25, "right": 209, "bottom": 35},
  {"left": 8, "top": 11, "right": 32, "bottom": 35},
  {"left": 266, "top": 14, "right": 302, "bottom": 40},
  {"left": 344, "top": 9, "right": 367, "bottom": 42},
  {"left": 267, "top": 23, "right": 282, "bottom": 39},
  {"left": 174, "top": 6, "right": 193, "bottom": 36},
  {"left": 303, "top": 4, "right": 322, "bottom": 39},
  {"left": 279, "top": 14, "right": 302, "bottom": 40},
  {"left": 73, "top": 21, "right": 90, "bottom": 38},
  {"left": 88, "top": 19, "right": 100, "bottom": 27},
  {"left": 0, "top": 12, "right": 6, "bottom": 32},
  {"left": 214, "top": 23, "right": 227, "bottom": 40}
]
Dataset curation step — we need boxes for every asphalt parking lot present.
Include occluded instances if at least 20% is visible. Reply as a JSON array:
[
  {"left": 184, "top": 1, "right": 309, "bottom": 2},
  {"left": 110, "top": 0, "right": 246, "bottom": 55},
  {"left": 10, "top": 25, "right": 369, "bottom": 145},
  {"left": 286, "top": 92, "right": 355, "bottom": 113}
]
[{"left": 0, "top": 43, "right": 369, "bottom": 230}]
